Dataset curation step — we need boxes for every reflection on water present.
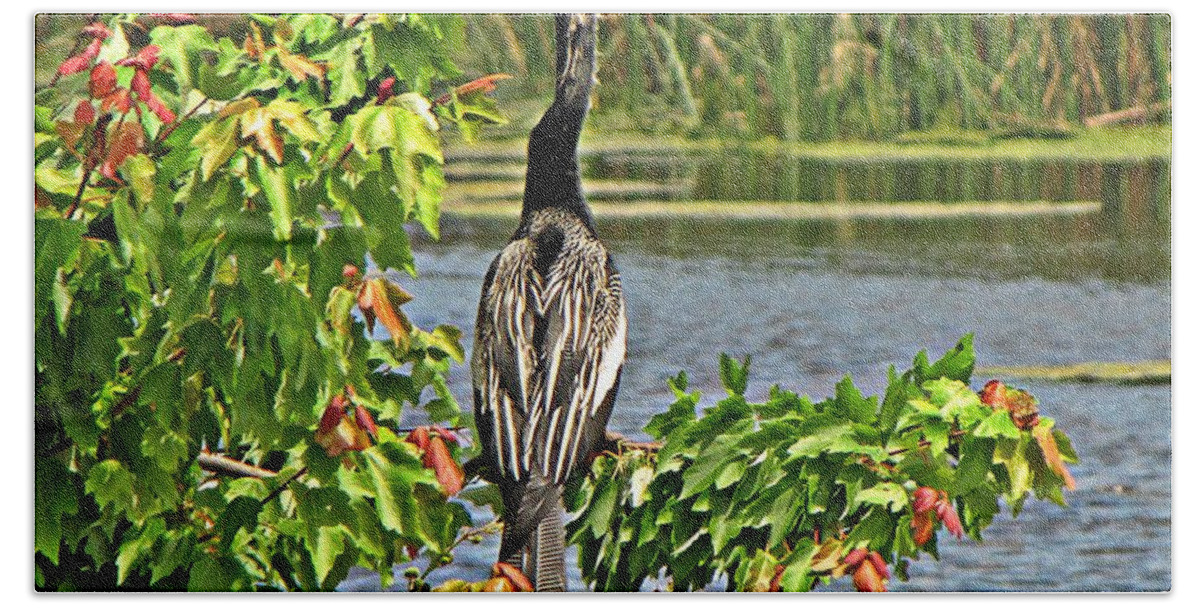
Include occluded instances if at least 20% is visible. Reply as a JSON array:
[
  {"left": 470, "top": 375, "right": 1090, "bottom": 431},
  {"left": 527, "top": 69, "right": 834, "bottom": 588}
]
[{"left": 342, "top": 144, "right": 1170, "bottom": 591}]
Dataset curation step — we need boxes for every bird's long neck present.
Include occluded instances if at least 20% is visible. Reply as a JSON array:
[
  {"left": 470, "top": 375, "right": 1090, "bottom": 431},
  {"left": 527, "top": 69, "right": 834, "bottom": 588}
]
[{"left": 520, "top": 14, "right": 597, "bottom": 231}]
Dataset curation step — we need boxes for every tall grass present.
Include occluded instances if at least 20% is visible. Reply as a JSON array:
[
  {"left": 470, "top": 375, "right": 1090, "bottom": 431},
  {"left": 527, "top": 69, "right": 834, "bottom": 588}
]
[{"left": 452, "top": 13, "right": 1171, "bottom": 141}]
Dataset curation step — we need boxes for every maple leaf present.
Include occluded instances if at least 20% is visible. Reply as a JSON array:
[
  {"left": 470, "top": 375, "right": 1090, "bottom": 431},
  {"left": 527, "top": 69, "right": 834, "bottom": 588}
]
[
  {"left": 73, "top": 101, "right": 96, "bottom": 125},
  {"left": 278, "top": 50, "right": 326, "bottom": 83},
  {"left": 492, "top": 562, "right": 533, "bottom": 592},
  {"left": 81, "top": 22, "right": 111, "bottom": 40},
  {"left": 57, "top": 55, "right": 91, "bottom": 77},
  {"left": 1032, "top": 424, "right": 1077, "bottom": 491},
  {"left": 89, "top": 61, "right": 116, "bottom": 99},
  {"left": 130, "top": 70, "right": 152, "bottom": 99},
  {"left": 239, "top": 107, "right": 283, "bottom": 163},
  {"left": 357, "top": 277, "right": 413, "bottom": 349},
  {"left": 99, "top": 122, "right": 145, "bottom": 181}
]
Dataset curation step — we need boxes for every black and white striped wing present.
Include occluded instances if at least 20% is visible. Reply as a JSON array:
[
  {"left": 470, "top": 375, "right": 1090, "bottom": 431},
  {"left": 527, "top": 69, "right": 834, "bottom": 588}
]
[
  {"left": 472, "top": 240, "right": 542, "bottom": 482},
  {"left": 527, "top": 250, "right": 626, "bottom": 485}
]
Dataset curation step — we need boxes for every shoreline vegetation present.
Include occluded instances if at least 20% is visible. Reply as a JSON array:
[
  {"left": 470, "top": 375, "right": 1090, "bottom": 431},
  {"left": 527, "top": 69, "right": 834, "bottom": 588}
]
[
  {"left": 977, "top": 360, "right": 1171, "bottom": 385},
  {"left": 442, "top": 125, "right": 1169, "bottom": 220}
]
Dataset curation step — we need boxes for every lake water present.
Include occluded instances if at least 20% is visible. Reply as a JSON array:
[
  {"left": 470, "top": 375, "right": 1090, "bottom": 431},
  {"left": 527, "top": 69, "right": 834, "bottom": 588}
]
[{"left": 341, "top": 143, "right": 1171, "bottom": 592}]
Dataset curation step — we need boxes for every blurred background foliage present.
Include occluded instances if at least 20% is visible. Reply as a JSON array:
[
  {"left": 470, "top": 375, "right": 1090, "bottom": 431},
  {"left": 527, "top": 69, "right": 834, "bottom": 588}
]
[
  {"left": 38, "top": 14, "right": 1171, "bottom": 144},
  {"left": 453, "top": 13, "right": 1170, "bottom": 141}
]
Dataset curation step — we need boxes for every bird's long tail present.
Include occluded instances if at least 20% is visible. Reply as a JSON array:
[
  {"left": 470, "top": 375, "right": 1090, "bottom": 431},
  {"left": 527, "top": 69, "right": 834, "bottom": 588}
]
[
  {"left": 527, "top": 502, "right": 567, "bottom": 591},
  {"left": 498, "top": 475, "right": 567, "bottom": 591}
]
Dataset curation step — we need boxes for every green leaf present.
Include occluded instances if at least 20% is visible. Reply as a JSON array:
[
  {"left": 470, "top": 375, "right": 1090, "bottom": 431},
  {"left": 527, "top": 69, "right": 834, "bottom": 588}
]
[
  {"left": 149, "top": 24, "right": 219, "bottom": 92},
  {"left": 191, "top": 117, "right": 240, "bottom": 181},
  {"left": 252, "top": 156, "right": 294, "bottom": 241},
  {"left": 214, "top": 496, "right": 263, "bottom": 552},
  {"left": 117, "top": 517, "right": 166, "bottom": 585},
  {"left": 975, "top": 409, "right": 1021, "bottom": 439},
  {"left": 954, "top": 436, "right": 996, "bottom": 494},
  {"left": 35, "top": 458, "right": 79, "bottom": 566},
  {"left": 922, "top": 334, "right": 976, "bottom": 383},
  {"left": 831, "top": 374, "right": 877, "bottom": 423},
  {"left": 85, "top": 460, "right": 135, "bottom": 511},
  {"left": 856, "top": 482, "right": 909, "bottom": 512},
  {"left": 718, "top": 353, "right": 749, "bottom": 396}
]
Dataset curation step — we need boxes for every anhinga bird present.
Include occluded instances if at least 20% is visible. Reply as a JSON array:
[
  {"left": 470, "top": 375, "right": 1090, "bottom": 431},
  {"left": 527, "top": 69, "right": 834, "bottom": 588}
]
[{"left": 471, "top": 14, "right": 626, "bottom": 592}]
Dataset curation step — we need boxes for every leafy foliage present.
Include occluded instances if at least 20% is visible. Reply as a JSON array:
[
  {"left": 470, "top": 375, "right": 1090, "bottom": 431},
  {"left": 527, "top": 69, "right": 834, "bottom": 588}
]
[
  {"left": 34, "top": 13, "right": 504, "bottom": 591},
  {"left": 564, "top": 336, "right": 1079, "bottom": 591},
  {"left": 35, "top": 13, "right": 1080, "bottom": 594}
]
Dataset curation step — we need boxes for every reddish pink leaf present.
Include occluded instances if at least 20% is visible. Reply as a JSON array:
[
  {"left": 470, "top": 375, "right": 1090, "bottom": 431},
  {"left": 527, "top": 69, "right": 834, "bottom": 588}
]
[
  {"left": 81, "top": 37, "right": 103, "bottom": 60},
  {"left": 318, "top": 394, "right": 349, "bottom": 435},
  {"left": 936, "top": 501, "right": 965, "bottom": 539},
  {"left": 57, "top": 55, "right": 91, "bottom": 77},
  {"left": 353, "top": 404, "right": 378, "bottom": 438},
  {"left": 130, "top": 69, "right": 151, "bottom": 99},
  {"left": 405, "top": 426, "right": 431, "bottom": 451},
  {"left": 98, "top": 121, "right": 144, "bottom": 181},
  {"left": 74, "top": 100, "right": 96, "bottom": 124},
  {"left": 913, "top": 486, "right": 938, "bottom": 514},
  {"left": 81, "top": 22, "right": 112, "bottom": 40},
  {"left": 852, "top": 553, "right": 889, "bottom": 592},
  {"left": 101, "top": 89, "right": 133, "bottom": 114},
  {"left": 425, "top": 436, "right": 464, "bottom": 496},
  {"left": 842, "top": 547, "right": 868, "bottom": 567},
  {"left": 492, "top": 562, "right": 533, "bottom": 592},
  {"left": 144, "top": 94, "right": 176, "bottom": 124},
  {"left": 89, "top": 61, "right": 116, "bottom": 98},
  {"left": 118, "top": 45, "right": 160, "bottom": 70},
  {"left": 376, "top": 77, "right": 396, "bottom": 105},
  {"left": 911, "top": 511, "right": 935, "bottom": 545}
]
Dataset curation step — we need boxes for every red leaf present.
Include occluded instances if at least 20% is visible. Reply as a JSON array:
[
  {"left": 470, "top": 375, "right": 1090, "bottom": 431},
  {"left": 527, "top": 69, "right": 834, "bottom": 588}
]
[
  {"left": 89, "top": 61, "right": 116, "bottom": 98},
  {"left": 130, "top": 69, "right": 151, "bottom": 99},
  {"left": 912, "top": 486, "right": 938, "bottom": 514},
  {"left": 98, "top": 121, "right": 144, "bottom": 181},
  {"left": 318, "top": 394, "right": 349, "bottom": 435},
  {"left": 852, "top": 558, "right": 888, "bottom": 592},
  {"left": 405, "top": 426, "right": 431, "bottom": 451},
  {"left": 144, "top": 93, "right": 176, "bottom": 124},
  {"left": 911, "top": 511, "right": 935, "bottom": 545},
  {"left": 101, "top": 89, "right": 133, "bottom": 114},
  {"left": 455, "top": 73, "right": 512, "bottom": 97},
  {"left": 342, "top": 264, "right": 360, "bottom": 279},
  {"left": 81, "top": 37, "right": 103, "bottom": 60},
  {"left": 936, "top": 501, "right": 965, "bottom": 539},
  {"left": 492, "top": 562, "right": 533, "bottom": 592},
  {"left": 57, "top": 55, "right": 91, "bottom": 77},
  {"left": 353, "top": 404, "right": 378, "bottom": 438},
  {"left": 73, "top": 100, "right": 96, "bottom": 124},
  {"left": 1033, "top": 424, "right": 1077, "bottom": 491},
  {"left": 81, "top": 22, "right": 112, "bottom": 40},
  {"left": 376, "top": 77, "right": 396, "bottom": 105},
  {"left": 979, "top": 380, "right": 1005, "bottom": 408},
  {"left": 117, "top": 45, "right": 160, "bottom": 70},
  {"left": 842, "top": 547, "right": 868, "bottom": 567},
  {"left": 425, "top": 436, "right": 464, "bottom": 496},
  {"left": 356, "top": 278, "right": 413, "bottom": 348}
]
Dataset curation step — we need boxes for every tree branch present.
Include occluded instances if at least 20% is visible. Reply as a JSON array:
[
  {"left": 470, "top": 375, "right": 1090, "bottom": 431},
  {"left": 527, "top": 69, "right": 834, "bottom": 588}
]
[{"left": 197, "top": 451, "right": 277, "bottom": 478}]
